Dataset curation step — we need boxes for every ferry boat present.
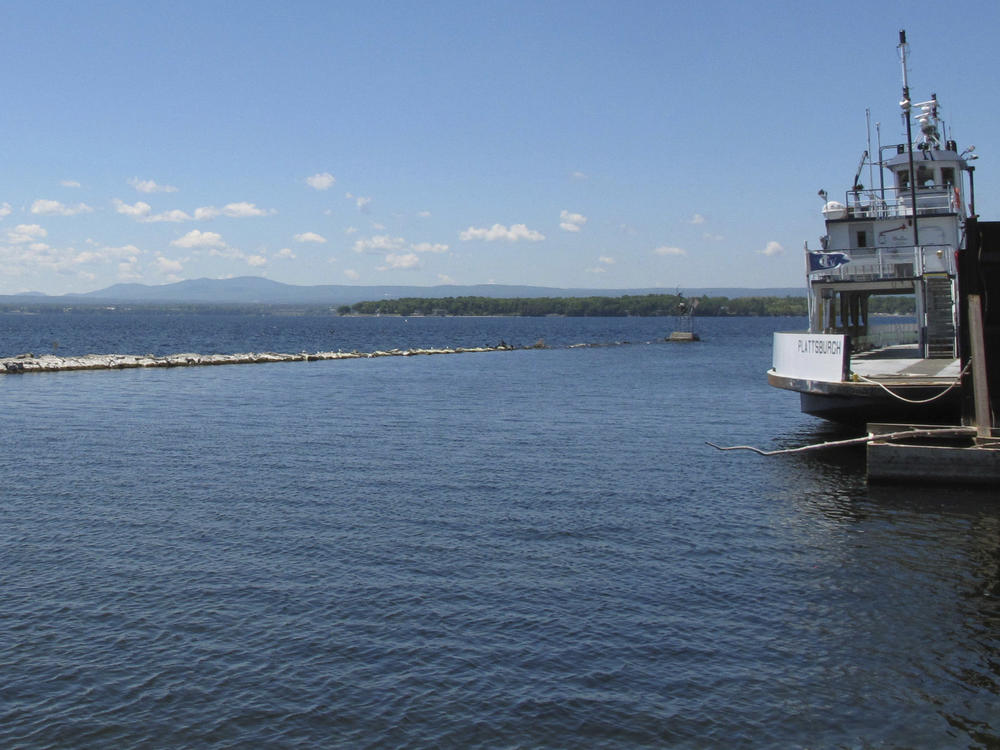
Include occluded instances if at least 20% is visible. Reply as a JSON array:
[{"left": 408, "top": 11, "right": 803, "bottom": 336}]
[{"left": 768, "top": 31, "right": 992, "bottom": 425}]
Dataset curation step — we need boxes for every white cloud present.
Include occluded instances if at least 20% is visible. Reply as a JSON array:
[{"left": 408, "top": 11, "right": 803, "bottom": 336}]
[
  {"left": 306, "top": 172, "right": 336, "bottom": 190},
  {"left": 559, "top": 209, "right": 587, "bottom": 233},
  {"left": 653, "top": 245, "right": 687, "bottom": 256},
  {"left": 113, "top": 199, "right": 152, "bottom": 218},
  {"left": 417, "top": 211, "right": 431, "bottom": 218},
  {"left": 276, "top": 247, "right": 296, "bottom": 259},
  {"left": 155, "top": 255, "right": 184, "bottom": 273},
  {"left": 703, "top": 232, "right": 725, "bottom": 241},
  {"left": 411, "top": 241, "right": 449, "bottom": 254},
  {"left": 60, "top": 180, "right": 81, "bottom": 188},
  {"left": 586, "top": 266, "right": 606, "bottom": 274},
  {"left": 690, "top": 213, "right": 706, "bottom": 225},
  {"left": 224, "top": 202, "right": 271, "bottom": 218},
  {"left": 353, "top": 235, "right": 405, "bottom": 254},
  {"left": 459, "top": 223, "right": 545, "bottom": 242},
  {"left": 246, "top": 255, "right": 267, "bottom": 267},
  {"left": 193, "top": 206, "right": 220, "bottom": 220},
  {"left": 193, "top": 202, "right": 273, "bottom": 220},
  {"left": 31, "top": 199, "right": 94, "bottom": 216},
  {"left": 571, "top": 171, "right": 588, "bottom": 181},
  {"left": 144, "top": 209, "right": 192, "bottom": 223},
  {"left": 7, "top": 224, "right": 47, "bottom": 244},
  {"left": 343, "top": 269, "right": 360, "bottom": 280},
  {"left": 438, "top": 274, "right": 454, "bottom": 283},
  {"left": 294, "top": 231, "right": 327, "bottom": 243},
  {"left": 344, "top": 226, "right": 358, "bottom": 235},
  {"left": 379, "top": 252, "right": 420, "bottom": 270},
  {"left": 760, "top": 241, "right": 784, "bottom": 256},
  {"left": 118, "top": 260, "right": 142, "bottom": 280},
  {"left": 0, "top": 202, "right": 11, "bottom": 219},
  {"left": 171, "top": 230, "right": 225, "bottom": 249},
  {"left": 130, "top": 178, "right": 178, "bottom": 194},
  {"left": 346, "top": 193, "right": 372, "bottom": 211},
  {"left": 599, "top": 256, "right": 615, "bottom": 265}
]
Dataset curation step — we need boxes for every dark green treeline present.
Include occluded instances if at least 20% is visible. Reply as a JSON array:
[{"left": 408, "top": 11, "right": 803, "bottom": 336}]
[{"left": 339, "top": 294, "right": 915, "bottom": 317}]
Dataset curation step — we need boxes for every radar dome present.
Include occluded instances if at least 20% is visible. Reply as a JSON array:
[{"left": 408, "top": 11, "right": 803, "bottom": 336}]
[{"left": 822, "top": 201, "right": 848, "bottom": 220}]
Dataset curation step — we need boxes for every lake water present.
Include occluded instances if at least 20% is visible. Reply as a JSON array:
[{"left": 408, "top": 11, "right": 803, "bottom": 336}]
[{"left": 1, "top": 312, "right": 997, "bottom": 748}]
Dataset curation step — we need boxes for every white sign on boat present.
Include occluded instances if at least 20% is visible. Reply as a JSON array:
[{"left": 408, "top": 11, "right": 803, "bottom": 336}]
[{"left": 772, "top": 332, "right": 849, "bottom": 382}]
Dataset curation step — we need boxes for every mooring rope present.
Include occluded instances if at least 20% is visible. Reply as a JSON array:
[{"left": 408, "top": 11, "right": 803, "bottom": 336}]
[
  {"left": 706, "top": 426, "right": 976, "bottom": 456},
  {"left": 851, "top": 360, "right": 971, "bottom": 404}
]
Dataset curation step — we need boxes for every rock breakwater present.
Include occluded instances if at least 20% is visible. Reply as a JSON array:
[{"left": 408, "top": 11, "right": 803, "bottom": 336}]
[{"left": 0, "top": 344, "right": 518, "bottom": 374}]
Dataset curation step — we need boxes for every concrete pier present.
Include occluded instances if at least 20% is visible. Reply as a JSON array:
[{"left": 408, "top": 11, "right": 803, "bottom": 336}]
[
  {"left": 0, "top": 344, "right": 515, "bottom": 374},
  {"left": 866, "top": 422, "right": 1000, "bottom": 485}
]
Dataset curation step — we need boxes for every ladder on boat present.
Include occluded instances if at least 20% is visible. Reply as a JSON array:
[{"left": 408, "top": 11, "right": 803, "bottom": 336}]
[{"left": 925, "top": 275, "right": 955, "bottom": 358}]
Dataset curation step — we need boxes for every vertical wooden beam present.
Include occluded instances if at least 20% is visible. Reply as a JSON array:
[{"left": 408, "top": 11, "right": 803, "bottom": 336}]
[{"left": 968, "top": 294, "right": 992, "bottom": 437}]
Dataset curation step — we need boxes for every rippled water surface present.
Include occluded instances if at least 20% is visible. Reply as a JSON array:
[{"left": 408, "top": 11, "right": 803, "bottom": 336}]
[{"left": 1, "top": 314, "right": 997, "bottom": 748}]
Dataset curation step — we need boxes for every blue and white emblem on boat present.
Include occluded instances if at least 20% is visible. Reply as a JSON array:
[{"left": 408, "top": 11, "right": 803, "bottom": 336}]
[{"left": 808, "top": 251, "right": 851, "bottom": 273}]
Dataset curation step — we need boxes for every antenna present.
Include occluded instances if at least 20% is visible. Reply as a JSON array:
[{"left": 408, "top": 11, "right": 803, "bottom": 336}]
[
  {"left": 866, "top": 108, "right": 874, "bottom": 194},
  {"left": 898, "top": 29, "right": 919, "bottom": 248}
]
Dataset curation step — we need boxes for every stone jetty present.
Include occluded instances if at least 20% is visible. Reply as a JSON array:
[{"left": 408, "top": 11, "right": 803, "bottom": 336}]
[{"left": 0, "top": 344, "right": 518, "bottom": 374}]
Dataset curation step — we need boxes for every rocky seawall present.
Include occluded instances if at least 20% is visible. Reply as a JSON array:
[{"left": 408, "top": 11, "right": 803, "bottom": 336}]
[{"left": 0, "top": 344, "right": 519, "bottom": 374}]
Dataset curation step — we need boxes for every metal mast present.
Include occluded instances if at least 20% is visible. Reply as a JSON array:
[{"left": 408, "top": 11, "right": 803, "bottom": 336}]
[{"left": 898, "top": 29, "right": 920, "bottom": 247}]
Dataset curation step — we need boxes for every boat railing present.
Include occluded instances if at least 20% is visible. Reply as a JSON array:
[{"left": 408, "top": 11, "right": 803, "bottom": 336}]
[
  {"left": 814, "top": 244, "right": 954, "bottom": 282},
  {"left": 853, "top": 322, "right": 919, "bottom": 351},
  {"left": 844, "top": 185, "right": 959, "bottom": 219}
]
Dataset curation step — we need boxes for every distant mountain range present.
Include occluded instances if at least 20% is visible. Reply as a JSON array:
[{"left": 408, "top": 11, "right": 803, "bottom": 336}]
[{"left": 0, "top": 277, "right": 804, "bottom": 306}]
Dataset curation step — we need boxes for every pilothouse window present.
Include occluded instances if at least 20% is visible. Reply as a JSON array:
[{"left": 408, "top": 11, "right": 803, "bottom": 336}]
[
  {"left": 916, "top": 165, "right": 934, "bottom": 187},
  {"left": 941, "top": 167, "right": 955, "bottom": 186}
]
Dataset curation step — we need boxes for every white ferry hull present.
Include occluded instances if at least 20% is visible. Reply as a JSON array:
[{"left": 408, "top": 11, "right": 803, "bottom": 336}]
[{"left": 768, "top": 370, "right": 961, "bottom": 424}]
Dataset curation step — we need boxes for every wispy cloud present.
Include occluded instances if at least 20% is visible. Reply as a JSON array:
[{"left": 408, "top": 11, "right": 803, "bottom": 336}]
[
  {"left": 0, "top": 203, "right": 13, "bottom": 219},
  {"left": 459, "top": 223, "right": 545, "bottom": 242},
  {"left": 144, "top": 209, "right": 193, "bottom": 223},
  {"left": 171, "top": 230, "right": 225, "bottom": 249},
  {"left": 155, "top": 255, "right": 184, "bottom": 274},
  {"left": 306, "top": 172, "right": 336, "bottom": 190},
  {"left": 113, "top": 199, "right": 151, "bottom": 218},
  {"left": 130, "top": 178, "right": 178, "bottom": 194},
  {"left": 411, "top": 241, "right": 449, "bottom": 254},
  {"left": 653, "top": 245, "right": 687, "bottom": 256},
  {"left": 690, "top": 213, "right": 706, "bottom": 225},
  {"left": 7, "top": 224, "right": 47, "bottom": 244},
  {"left": 559, "top": 210, "right": 587, "bottom": 233},
  {"left": 378, "top": 252, "right": 421, "bottom": 270},
  {"left": 193, "top": 202, "right": 274, "bottom": 220},
  {"left": 31, "top": 199, "right": 94, "bottom": 216},
  {"left": 759, "top": 241, "right": 784, "bottom": 256},
  {"left": 60, "top": 180, "right": 82, "bottom": 188},
  {"left": 343, "top": 269, "right": 360, "bottom": 280},
  {"left": 345, "top": 193, "right": 372, "bottom": 211},
  {"left": 294, "top": 231, "right": 327, "bottom": 243},
  {"left": 353, "top": 235, "right": 405, "bottom": 254}
]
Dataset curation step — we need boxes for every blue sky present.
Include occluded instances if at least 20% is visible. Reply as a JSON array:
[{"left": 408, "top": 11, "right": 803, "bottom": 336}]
[{"left": 1, "top": 0, "right": 998, "bottom": 295}]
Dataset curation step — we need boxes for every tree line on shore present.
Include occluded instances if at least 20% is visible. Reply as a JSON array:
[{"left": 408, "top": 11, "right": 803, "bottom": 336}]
[{"left": 338, "top": 293, "right": 915, "bottom": 317}]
